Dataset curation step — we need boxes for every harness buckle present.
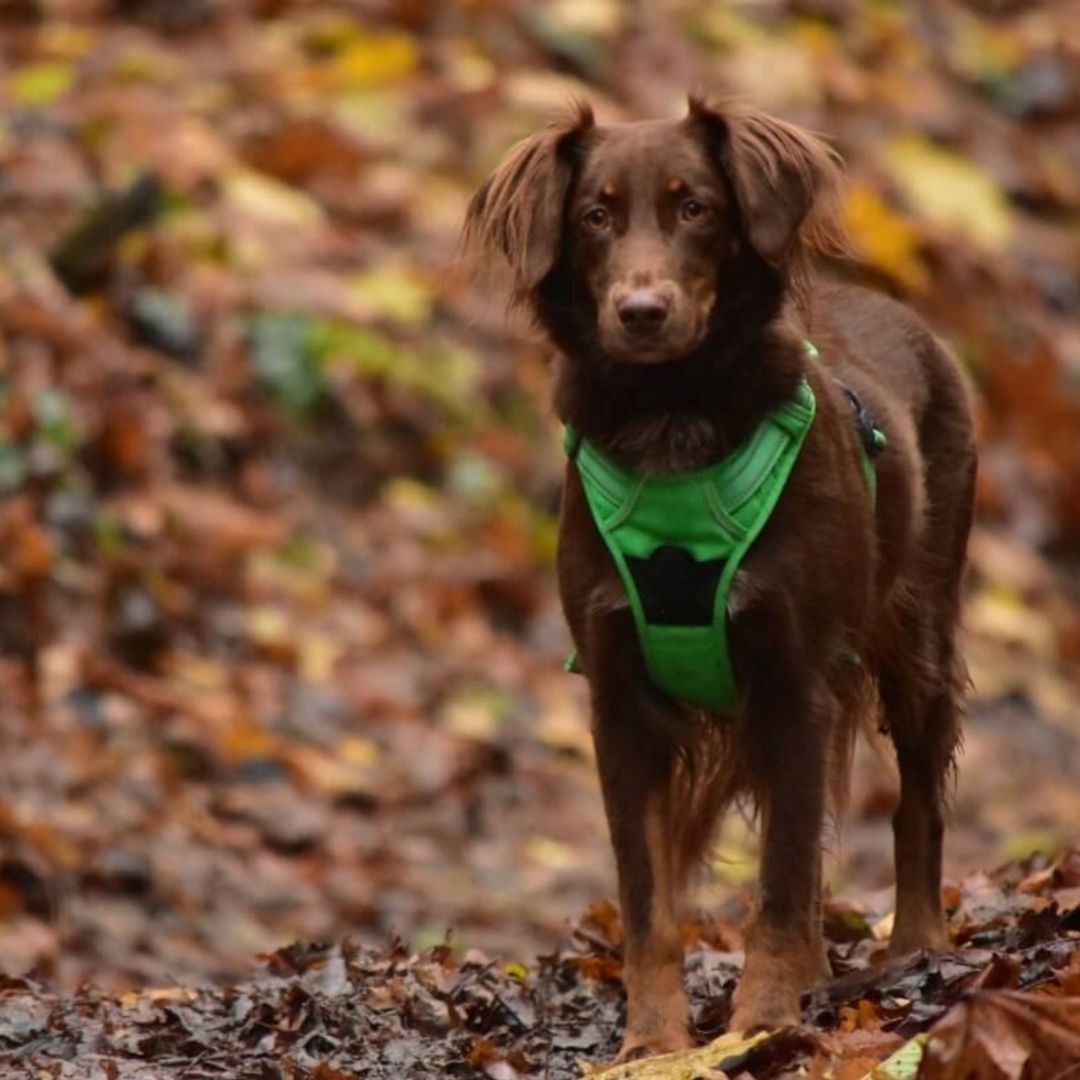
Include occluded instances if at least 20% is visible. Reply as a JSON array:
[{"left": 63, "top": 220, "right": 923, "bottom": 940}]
[{"left": 838, "top": 383, "right": 887, "bottom": 458}]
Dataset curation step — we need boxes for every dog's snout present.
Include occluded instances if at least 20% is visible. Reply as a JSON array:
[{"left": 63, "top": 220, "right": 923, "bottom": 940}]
[{"left": 616, "top": 290, "right": 670, "bottom": 334}]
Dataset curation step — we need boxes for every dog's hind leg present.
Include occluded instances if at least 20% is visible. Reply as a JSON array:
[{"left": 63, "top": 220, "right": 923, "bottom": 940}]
[
  {"left": 887, "top": 682, "right": 959, "bottom": 953},
  {"left": 882, "top": 578, "right": 969, "bottom": 954},
  {"left": 885, "top": 372, "right": 975, "bottom": 955},
  {"left": 881, "top": 584, "right": 966, "bottom": 955}
]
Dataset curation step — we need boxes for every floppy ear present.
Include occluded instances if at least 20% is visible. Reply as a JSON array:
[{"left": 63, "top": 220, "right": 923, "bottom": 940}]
[
  {"left": 462, "top": 103, "right": 594, "bottom": 302},
  {"left": 687, "top": 96, "right": 846, "bottom": 266}
]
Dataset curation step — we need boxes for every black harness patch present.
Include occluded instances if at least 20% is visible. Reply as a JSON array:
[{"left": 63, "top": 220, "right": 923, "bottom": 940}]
[{"left": 625, "top": 545, "right": 728, "bottom": 627}]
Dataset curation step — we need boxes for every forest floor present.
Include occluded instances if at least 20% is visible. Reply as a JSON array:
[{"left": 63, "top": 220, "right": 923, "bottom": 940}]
[{"left": 6, "top": 842, "right": 1080, "bottom": 1077}]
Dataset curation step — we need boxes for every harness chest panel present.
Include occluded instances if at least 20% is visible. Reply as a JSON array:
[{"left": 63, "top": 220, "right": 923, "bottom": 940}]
[{"left": 567, "top": 378, "right": 817, "bottom": 714}]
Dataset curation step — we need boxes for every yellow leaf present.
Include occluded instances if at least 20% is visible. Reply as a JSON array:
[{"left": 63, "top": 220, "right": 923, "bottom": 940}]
[
  {"left": 708, "top": 816, "right": 758, "bottom": 887},
  {"left": 545, "top": 0, "right": 622, "bottom": 36},
  {"left": 966, "top": 587, "right": 1056, "bottom": 656},
  {"left": 119, "top": 987, "right": 199, "bottom": 1009},
  {"left": 947, "top": 10, "right": 1024, "bottom": 84},
  {"left": 586, "top": 1029, "right": 770, "bottom": 1079},
  {"left": 349, "top": 266, "right": 433, "bottom": 326},
  {"left": 443, "top": 37, "right": 496, "bottom": 93},
  {"left": 246, "top": 606, "right": 291, "bottom": 647},
  {"left": 999, "top": 829, "right": 1070, "bottom": 864},
  {"left": 882, "top": 135, "right": 1012, "bottom": 250},
  {"left": 868, "top": 1033, "right": 927, "bottom": 1079},
  {"left": 113, "top": 43, "right": 181, "bottom": 84},
  {"left": 9, "top": 62, "right": 75, "bottom": 106},
  {"left": 383, "top": 478, "right": 445, "bottom": 532},
  {"left": 318, "top": 31, "right": 418, "bottom": 92},
  {"left": 220, "top": 723, "right": 279, "bottom": 764},
  {"left": 298, "top": 634, "right": 340, "bottom": 683},
  {"left": 534, "top": 693, "right": 592, "bottom": 758},
  {"left": 442, "top": 697, "right": 501, "bottom": 741},
  {"left": 223, "top": 168, "right": 324, "bottom": 228},
  {"left": 872, "top": 910, "right": 895, "bottom": 942},
  {"left": 525, "top": 836, "right": 581, "bottom": 871},
  {"left": 688, "top": 8, "right": 767, "bottom": 50},
  {"left": 331, "top": 89, "right": 406, "bottom": 143},
  {"left": 161, "top": 651, "right": 230, "bottom": 692},
  {"left": 338, "top": 736, "right": 378, "bottom": 768},
  {"left": 844, "top": 184, "right": 928, "bottom": 291}
]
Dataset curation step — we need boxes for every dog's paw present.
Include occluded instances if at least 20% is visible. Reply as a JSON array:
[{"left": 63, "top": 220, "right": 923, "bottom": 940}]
[
  {"left": 887, "top": 909, "right": 950, "bottom": 957},
  {"left": 615, "top": 1027, "right": 694, "bottom": 1063},
  {"left": 729, "top": 957, "right": 807, "bottom": 1034},
  {"left": 887, "top": 926, "right": 950, "bottom": 957},
  {"left": 728, "top": 995, "right": 800, "bottom": 1035}
]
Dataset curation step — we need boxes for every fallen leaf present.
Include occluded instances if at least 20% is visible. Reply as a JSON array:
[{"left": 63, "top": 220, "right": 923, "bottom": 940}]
[
  {"left": 920, "top": 992, "right": 1080, "bottom": 1079},
  {"left": 882, "top": 135, "right": 1012, "bottom": 250},
  {"left": 844, "top": 183, "right": 928, "bottom": 291},
  {"left": 8, "top": 62, "right": 76, "bottom": 106}
]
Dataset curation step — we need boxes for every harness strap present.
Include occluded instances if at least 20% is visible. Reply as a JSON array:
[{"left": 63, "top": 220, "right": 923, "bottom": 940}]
[{"left": 563, "top": 340, "right": 886, "bottom": 711}]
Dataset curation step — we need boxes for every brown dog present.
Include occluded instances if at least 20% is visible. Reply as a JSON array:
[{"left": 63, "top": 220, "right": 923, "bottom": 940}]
[{"left": 463, "top": 98, "right": 976, "bottom": 1060}]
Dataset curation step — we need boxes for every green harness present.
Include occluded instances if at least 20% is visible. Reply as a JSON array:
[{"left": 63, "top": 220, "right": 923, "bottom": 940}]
[{"left": 564, "top": 341, "right": 885, "bottom": 714}]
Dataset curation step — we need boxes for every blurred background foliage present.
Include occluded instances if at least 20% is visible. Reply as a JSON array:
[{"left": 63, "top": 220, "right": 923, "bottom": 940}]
[{"left": 1, "top": 0, "right": 1079, "bottom": 992}]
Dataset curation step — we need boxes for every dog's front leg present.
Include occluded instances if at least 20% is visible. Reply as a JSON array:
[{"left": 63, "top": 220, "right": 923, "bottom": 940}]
[
  {"left": 587, "top": 612, "right": 692, "bottom": 1061},
  {"left": 595, "top": 714, "right": 690, "bottom": 1060},
  {"left": 730, "top": 611, "right": 832, "bottom": 1031}
]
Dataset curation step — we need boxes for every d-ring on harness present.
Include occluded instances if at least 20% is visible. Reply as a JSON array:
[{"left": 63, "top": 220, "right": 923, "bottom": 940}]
[{"left": 563, "top": 340, "right": 886, "bottom": 714}]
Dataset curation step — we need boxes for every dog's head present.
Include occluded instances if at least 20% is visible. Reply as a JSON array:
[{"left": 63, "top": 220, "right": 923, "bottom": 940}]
[{"left": 462, "top": 97, "right": 847, "bottom": 365}]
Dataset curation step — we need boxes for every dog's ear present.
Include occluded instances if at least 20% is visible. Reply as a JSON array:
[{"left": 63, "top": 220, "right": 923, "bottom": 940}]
[
  {"left": 462, "top": 103, "right": 594, "bottom": 303},
  {"left": 686, "top": 96, "right": 846, "bottom": 267}
]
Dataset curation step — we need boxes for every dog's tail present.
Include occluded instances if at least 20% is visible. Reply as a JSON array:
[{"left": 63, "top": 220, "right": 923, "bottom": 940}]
[
  {"left": 828, "top": 657, "right": 889, "bottom": 825},
  {"left": 666, "top": 711, "right": 744, "bottom": 888},
  {"left": 655, "top": 657, "right": 885, "bottom": 885}
]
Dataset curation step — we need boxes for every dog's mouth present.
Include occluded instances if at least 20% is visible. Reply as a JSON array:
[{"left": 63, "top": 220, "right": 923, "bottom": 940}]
[
  {"left": 604, "top": 337, "right": 698, "bottom": 364},
  {"left": 598, "top": 306, "right": 712, "bottom": 364}
]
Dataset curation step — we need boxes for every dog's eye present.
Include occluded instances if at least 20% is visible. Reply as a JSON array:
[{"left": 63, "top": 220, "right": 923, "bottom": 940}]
[
  {"left": 679, "top": 198, "right": 710, "bottom": 223},
  {"left": 582, "top": 207, "right": 610, "bottom": 231}
]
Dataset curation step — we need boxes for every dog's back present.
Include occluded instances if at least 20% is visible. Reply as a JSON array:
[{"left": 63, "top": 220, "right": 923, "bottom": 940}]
[
  {"left": 811, "top": 281, "right": 976, "bottom": 591},
  {"left": 810, "top": 281, "right": 975, "bottom": 681}
]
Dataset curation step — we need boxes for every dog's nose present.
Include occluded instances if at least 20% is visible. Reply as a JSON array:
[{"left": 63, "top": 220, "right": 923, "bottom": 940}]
[{"left": 616, "top": 290, "right": 670, "bottom": 334}]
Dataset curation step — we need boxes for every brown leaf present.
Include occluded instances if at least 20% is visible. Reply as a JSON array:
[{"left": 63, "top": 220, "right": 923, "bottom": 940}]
[
  {"left": 567, "top": 953, "right": 623, "bottom": 984},
  {"left": 920, "top": 991, "right": 1080, "bottom": 1080},
  {"left": 834, "top": 1058, "right": 881, "bottom": 1080},
  {"left": 1054, "top": 946, "right": 1080, "bottom": 996},
  {"left": 838, "top": 998, "right": 882, "bottom": 1033},
  {"left": 969, "top": 955, "right": 1021, "bottom": 991},
  {"left": 833, "top": 1027, "right": 905, "bottom": 1061},
  {"left": 580, "top": 898, "right": 623, "bottom": 948},
  {"left": 242, "top": 117, "right": 370, "bottom": 186}
]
